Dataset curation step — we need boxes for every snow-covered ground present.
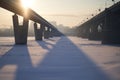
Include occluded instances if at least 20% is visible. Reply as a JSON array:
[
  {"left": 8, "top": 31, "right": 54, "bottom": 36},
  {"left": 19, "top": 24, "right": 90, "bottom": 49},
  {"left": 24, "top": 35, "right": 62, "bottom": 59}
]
[
  {"left": 68, "top": 37, "right": 120, "bottom": 80},
  {"left": 0, "top": 36, "right": 120, "bottom": 80}
]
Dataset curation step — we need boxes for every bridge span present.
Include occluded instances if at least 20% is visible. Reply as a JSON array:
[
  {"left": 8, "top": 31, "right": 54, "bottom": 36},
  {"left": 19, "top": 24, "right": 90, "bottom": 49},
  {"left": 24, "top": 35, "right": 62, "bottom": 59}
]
[
  {"left": 0, "top": 0, "right": 62, "bottom": 44},
  {"left": 0, "top": 1, "right": 120, "bottom": 80},
  {"left": 76, "top": 1, "right": 120, "bottom": 44}
]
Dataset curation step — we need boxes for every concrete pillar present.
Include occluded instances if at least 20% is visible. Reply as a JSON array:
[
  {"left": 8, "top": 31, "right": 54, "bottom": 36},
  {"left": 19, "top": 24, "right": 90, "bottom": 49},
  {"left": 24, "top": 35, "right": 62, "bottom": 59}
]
[
  {"left": 102, "top": 9, "right": 120, "bottom": 44},
  {"left": 46, "top": 28, "right": 52, "bottom": 38},
  {"left": 42, "top": 24, "right": 45, "bottom": 39},
  {"left": 44, "top": 27, "right": 49, "bottom": 39},
  {"left": 34, "top": 23, "right": 40, "bottom": 40},
  {"left": 81, "top": 24, "right": 90, "bottom": 38},
  {"left": 40, "top": 24, "right": 45, "bottom": 40},
  {"left": 49, "top": 28, "right": 53, "bottom": 37},
  {"left": 34, "top": 23, "right": 44, "bottom": 41},
  {"left": 97, "top": 22, "right": 104, "bottom": 40},
  {"left": 76, "top": 27, "right": 80, "bottom": 37},
  {"left": 88, "top": 22, "right": 99, "bottom": 40},
  {"left": 43, "top": 27, "right": 46, "bottom": 39},
  {"left": 81, "top": 26, "right": 87, "bottom": 38},
  {"left": 77, "top": 23, "right": 89, "bottom": 38},
  {"left": 49, "top": 28, "right": 52, "bottom": 37},
  {"left": 13, "top": 14, "right": 29, "bottom": 44},
  {"left": 77, "top": 27, "right": 83, "bottom": 37},
  {"left": 51, "top": 28, "right": 56, "bottom": 37},
  {"left": 47, "top": 27, "right": 51, "bottom": 37}
]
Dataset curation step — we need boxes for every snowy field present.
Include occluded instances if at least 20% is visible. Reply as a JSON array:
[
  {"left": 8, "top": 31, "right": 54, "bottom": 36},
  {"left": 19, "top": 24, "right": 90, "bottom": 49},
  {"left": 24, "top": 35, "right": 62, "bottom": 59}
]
[{"left": 0, "top": 36, "right": 120, "bottom": 80}]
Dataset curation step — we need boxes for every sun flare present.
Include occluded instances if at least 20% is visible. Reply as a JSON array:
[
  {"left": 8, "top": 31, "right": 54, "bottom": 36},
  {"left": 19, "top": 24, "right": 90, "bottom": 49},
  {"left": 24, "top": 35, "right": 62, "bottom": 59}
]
[{"left": 21, "top": 0, "right": 33, "bottom": 8}]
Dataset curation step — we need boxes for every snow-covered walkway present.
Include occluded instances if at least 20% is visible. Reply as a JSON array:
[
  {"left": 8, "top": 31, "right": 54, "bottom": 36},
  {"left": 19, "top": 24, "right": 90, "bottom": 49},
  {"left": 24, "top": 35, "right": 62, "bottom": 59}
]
[{"left": 0, "top": 36, "right": 120, "bottom": 80}]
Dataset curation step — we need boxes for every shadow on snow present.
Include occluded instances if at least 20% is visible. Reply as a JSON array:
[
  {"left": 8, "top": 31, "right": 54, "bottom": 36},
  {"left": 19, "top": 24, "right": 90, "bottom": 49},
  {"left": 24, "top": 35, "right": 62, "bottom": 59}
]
[{"left": 0, "top": 36, "right": 111, "bottom": 80}]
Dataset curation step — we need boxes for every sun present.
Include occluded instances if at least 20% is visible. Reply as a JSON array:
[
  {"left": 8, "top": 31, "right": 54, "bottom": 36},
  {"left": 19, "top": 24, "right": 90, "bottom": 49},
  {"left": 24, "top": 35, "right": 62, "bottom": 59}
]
[{"left": 21, "top": 0, "right": 33, "bottom": 8}]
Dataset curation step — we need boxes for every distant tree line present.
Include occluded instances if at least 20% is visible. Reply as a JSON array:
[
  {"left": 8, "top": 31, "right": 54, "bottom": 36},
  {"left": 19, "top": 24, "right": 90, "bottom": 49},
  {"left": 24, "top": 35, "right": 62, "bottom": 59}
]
[
  {"left": 0, "top": 28, "right": 13, "bottom": 37},
  {"left": 0, "top": 27, "right": 35, "bottom": 37},
  {"left": 56, "top": 25, "right": 76, "bottom": 36},
  {"left": 0, "top": 21, "right": 76, "bottom": 37}
]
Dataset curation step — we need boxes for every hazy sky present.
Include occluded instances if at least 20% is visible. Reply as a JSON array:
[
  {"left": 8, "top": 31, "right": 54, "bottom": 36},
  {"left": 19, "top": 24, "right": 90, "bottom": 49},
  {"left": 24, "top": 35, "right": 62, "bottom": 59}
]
[{"left": 0, "top": 0, "right": 118, "bottom": 28}]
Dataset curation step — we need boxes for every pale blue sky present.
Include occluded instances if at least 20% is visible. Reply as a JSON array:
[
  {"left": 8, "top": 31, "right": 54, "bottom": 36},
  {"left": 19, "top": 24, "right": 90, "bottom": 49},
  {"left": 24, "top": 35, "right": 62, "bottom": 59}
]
[{"left": 0, "top": 0, "right": 119, "bottom": 28}]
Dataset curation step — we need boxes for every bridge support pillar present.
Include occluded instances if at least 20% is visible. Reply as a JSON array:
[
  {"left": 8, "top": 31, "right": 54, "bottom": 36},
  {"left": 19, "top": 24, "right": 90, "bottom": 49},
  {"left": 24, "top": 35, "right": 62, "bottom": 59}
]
[
  {"left": 40, "top": 24, "right": 45, "bottom": 40},
  {"left": 88, "top": 23, "right": 99, "bottom": 40},
  {"left": 102, "top": 9, "right": 120, "bottom": 44},
  {"left": 76, "top": 27, "right": 82, "bottom": 37},
  {"left": 13, "top": 14, "right": 29, "bottom": 44},
  {"left": 49, "top": 28, "right": 53, "bottom": 37},
  {"left": 44, "top": 27, "right": 50, "bottom": 39},
  {"left": 82, "top": 25, "right": 90, "bottom": 38},
  {"left": 51, "top": 29, "right": 55, "bottom": 37},
  {"left": 34, "top": 23, "right": 44, "bottom": 41}
]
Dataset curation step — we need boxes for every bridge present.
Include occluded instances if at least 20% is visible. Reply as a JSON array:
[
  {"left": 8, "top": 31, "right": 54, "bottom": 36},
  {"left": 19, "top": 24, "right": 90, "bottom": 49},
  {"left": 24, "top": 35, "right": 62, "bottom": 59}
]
[
  {"left": 76, "top": 1, "right": 120, "bottom": 44},
  {"left": 0, "top": 1, "right": 120, "bottom": 80},
  {"left": 0, "top": 0, "right": 62, "bottom": 44}
]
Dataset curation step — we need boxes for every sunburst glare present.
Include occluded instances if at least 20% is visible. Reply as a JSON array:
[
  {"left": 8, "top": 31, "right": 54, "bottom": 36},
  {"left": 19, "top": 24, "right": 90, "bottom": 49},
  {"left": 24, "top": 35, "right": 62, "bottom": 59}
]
[{"left": 21, "top": 0, "right": 33, "bottom": 8}]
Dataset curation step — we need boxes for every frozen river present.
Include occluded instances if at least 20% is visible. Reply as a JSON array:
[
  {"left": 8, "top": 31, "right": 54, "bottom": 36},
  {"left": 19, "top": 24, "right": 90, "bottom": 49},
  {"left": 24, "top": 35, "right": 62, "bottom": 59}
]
[{"left": 0, "top": 37, "right": 120, "bottom": 80}]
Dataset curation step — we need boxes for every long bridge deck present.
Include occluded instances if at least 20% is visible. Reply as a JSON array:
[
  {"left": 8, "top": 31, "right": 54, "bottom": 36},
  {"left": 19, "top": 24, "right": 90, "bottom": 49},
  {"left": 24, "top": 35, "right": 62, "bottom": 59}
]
[{"left": 0, "top": 36, "right": 120, "bottom": 80}]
